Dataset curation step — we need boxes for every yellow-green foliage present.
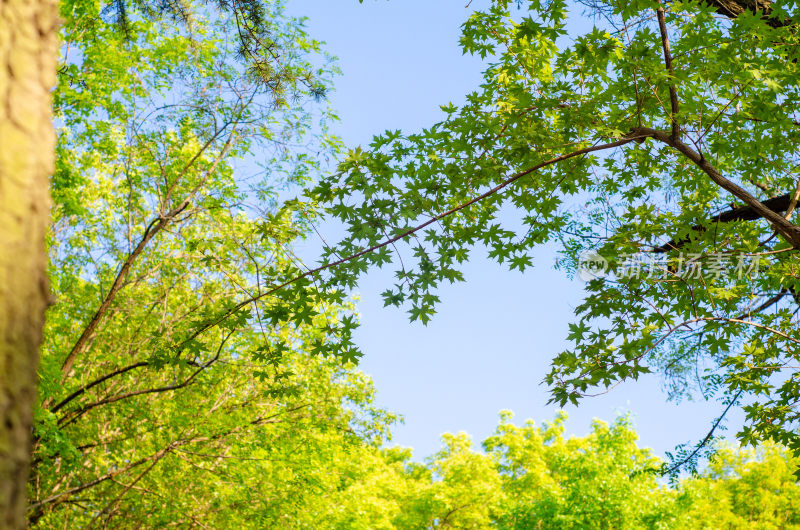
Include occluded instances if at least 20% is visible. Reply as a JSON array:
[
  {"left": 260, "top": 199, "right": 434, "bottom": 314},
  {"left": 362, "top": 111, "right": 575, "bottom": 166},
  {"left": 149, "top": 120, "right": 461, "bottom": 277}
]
[{"left": 290, "top": 412, "right": 800, "bottom": 529}]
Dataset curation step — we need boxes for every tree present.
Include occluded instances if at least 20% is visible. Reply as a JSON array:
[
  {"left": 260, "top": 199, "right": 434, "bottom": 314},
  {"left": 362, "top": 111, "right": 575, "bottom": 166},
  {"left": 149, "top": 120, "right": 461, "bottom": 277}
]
[
  {"left": 485, "top": 413, "right": 666, "bottom": 529},
  {"left": 2, "top": 0, "right": 342, "bottom": 524},
  {"left": 28, "top": 0, "right": 385, "bottom": 525},
  {"left": 13, "top": 0, "right": 800, "bottom": 523},
  {"left": 297, "top": 411, "right": 800, "bottom": 528},
  {"left": 0, "top": 0, "right": 59, "bottom": 527},
  {"left": 675, "top": 442, "right": 800, "bottom": 528},
  {"left": 308, "top": 0, "right": 800, "bottom": 471}
]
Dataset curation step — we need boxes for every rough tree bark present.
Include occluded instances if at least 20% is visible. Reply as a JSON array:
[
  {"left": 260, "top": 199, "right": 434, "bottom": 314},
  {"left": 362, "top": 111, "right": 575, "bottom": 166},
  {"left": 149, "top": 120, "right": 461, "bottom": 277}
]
[
  {"left": 704, "top": 0, "right": 789, "bottom": 27},
  {"left": 0, "top": 0, "right": 58, "bottom": 527}
]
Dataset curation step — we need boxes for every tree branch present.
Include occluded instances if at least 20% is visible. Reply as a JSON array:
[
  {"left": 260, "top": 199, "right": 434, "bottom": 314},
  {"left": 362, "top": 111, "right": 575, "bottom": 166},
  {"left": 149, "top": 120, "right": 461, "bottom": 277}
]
[
  {"left": 50, "top": 362, "right": 150, "bottom": 413},
  {"left": 60, "top": 123, "right": 238, "bottom": 380},
  {"left": 58, "top": 330, "right": 234, "bottom": 427},
  {"left": 702, "top": 0, "right": 789, "bottom": 28},
  {"left": 27, "top": 440, "right": 180, "bottom": 515},
  {"left": 174, "top": 136, "right": 645, "bottom": 348},
  {"left": 736, "top": 289, "right": 788, "bottom": 319},
  {"left": 656, "top": 4, "right": 680, "bottom": 141},
  {"left": 632, "top": 127, "right": 800, "bottom": 247},
  {"left": 654, "top": 192, "right": 792, "bottom": 252},
  {"left": 663, "top": 388, "right": 744, "bottom": 476}
]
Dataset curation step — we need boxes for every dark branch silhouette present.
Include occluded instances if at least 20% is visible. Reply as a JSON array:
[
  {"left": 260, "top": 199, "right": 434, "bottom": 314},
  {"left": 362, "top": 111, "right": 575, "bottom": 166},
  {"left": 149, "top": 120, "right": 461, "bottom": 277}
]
[{"left": 654, "top": 193, "right": 792, "bottom": 253}]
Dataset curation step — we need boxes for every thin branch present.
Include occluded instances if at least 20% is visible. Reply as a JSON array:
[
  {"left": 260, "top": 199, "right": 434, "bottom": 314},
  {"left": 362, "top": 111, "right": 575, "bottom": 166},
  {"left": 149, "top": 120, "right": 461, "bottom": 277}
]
[
  {"left": 58, "top": 330, "right": 234, "bottom": 427},
  {"left": 50, "top": 362, "right": 150, "bottom": 413},
  {"left": 87, "top": 454, "right": 163, "bottom": 529},
  {"left": 28, "top": 442, "right": 181, "bottom": 513},
  {"left": 662, "top": 388, "right": 744, "bottom": 476},
  {"left": 785, "top": 176, "right": 800, "bottom": 220},
  {"left": 735, "top": 290, "right": 787, "bottom": 320},
  {"left": 656, "top": 4, "right": 680, "bottom": 141}
]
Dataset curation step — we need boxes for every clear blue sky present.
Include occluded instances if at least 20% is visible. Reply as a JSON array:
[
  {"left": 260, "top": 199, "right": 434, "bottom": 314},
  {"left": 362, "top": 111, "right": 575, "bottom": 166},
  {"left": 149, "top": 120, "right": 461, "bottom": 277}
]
[{"left": 286, "top": 0, "right": 744, "bottom": 460}]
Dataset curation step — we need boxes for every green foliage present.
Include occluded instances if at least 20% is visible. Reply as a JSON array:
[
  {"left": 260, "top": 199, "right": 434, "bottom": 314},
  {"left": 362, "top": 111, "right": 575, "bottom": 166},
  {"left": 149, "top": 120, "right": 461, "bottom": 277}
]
[
  {"left": 35, "top": 0, "right": 800, "bottom": 525},
  {"left": 282, "top": 411, "right": 800, "bottom": 529},
  {"left": 32, "top": 0, "right": 384, "bottom": 525},
  {"left": 675, "top": 443, "right": 800, "bottom": 528},
  {"left": 308, "top": 0, "right": 800, "bottom": 469},
  {"left": 486, "top": 413, "right": 665, "bottom": 528}
]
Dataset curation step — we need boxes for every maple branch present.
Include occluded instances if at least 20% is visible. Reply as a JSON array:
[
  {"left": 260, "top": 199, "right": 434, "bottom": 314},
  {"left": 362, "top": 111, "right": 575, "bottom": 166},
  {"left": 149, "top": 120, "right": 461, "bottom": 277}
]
[
  {"left": 702, "top": 0, "right": 789, "bottom": 28},
  {"left": 785, "top": 177, "right": 800, "bottom": 220},
  {"left": 177, "top": 135, "right": 645, "bottom": 347},
  {"left": 736, "top": 289, "right": 788, "bottom": 320},
  {"left": 633, "top": 127, "right": 800, "bottom": 247}
]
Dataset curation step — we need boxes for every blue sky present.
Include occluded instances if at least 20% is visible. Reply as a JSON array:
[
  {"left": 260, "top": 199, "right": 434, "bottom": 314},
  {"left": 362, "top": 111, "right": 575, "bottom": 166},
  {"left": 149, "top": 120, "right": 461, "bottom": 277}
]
[{"left": 286, "top": 0, "right": 744, "bottom": 460}]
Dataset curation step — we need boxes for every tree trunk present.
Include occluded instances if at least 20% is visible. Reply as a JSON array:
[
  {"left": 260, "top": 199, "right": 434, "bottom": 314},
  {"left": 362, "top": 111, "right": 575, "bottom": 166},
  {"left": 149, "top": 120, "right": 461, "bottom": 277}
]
[{"left": 0, "top": 0, "right": 57, "bottom": 527}]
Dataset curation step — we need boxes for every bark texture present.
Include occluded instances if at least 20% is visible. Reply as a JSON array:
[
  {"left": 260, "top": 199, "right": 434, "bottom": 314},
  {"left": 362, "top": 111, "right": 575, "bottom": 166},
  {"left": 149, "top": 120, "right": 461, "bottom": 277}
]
[
  {"left": 704, "top": 0, "right": 789, "bottom": 27},
  {"left": 0, "top": 0, "right": 57, "bottom": 527}
]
